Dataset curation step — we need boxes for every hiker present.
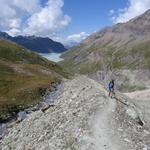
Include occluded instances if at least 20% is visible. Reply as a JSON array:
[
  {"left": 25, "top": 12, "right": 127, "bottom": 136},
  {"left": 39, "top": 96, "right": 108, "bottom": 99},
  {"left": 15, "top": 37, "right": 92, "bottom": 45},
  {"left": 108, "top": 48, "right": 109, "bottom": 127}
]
[{"left": 108, "top": 79, "right": 115, "bottom": 98}]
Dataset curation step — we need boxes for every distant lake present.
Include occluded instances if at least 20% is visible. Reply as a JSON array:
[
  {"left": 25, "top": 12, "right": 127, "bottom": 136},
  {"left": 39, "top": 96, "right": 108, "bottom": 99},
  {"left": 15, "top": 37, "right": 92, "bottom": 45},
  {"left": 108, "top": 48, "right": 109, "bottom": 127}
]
[{"left": 39, "top": 53, "right": 63, "bottom": 62}]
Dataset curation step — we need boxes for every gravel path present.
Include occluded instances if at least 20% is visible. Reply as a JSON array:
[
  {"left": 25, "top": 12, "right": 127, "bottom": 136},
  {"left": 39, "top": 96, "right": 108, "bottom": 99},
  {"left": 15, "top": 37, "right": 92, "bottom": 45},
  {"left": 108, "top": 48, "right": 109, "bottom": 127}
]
[
  {"left": 92, "top": 96, "right": 119, "bottom": 150},
  {"left": 1, "top": 76, "right": 150, "bottom": 150}
]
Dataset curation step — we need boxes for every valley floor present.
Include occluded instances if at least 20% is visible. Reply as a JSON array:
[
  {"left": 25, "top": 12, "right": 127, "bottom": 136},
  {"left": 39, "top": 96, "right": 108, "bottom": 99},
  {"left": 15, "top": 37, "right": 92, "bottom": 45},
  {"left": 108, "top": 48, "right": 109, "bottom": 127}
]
[{"left": 1, "top": 76, "right": 150, "bottom": 150}]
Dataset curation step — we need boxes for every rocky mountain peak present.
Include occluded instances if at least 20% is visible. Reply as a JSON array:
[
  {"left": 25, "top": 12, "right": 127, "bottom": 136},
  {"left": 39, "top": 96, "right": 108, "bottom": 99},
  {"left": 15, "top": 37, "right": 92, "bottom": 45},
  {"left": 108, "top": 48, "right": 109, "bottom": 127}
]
[
  {"left": 83, "top": 9, "right": 150, "bottom": 45},
  {"left": 0, "top": 32, "right": 67, "bottom": 53},
  {"left": 0, "top": 31, "right": 11, "bottom": 39}
]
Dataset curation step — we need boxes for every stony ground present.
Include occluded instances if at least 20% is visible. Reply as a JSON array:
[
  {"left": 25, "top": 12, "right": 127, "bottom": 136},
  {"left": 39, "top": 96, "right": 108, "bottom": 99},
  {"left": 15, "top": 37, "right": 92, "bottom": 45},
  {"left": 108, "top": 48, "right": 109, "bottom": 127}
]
[
  {"left": 125, "top": 89, "right": 150, "bottom": 128},
  {"left": 0, "top": 76, "right": 150, "bottom": 150}
]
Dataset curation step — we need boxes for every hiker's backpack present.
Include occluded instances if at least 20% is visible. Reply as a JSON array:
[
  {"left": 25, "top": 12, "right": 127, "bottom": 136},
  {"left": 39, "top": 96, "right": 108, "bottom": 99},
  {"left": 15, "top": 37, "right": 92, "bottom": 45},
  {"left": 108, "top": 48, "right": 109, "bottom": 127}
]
[{"left": 109, "top": 82, "right": 113, "bottom": 89}]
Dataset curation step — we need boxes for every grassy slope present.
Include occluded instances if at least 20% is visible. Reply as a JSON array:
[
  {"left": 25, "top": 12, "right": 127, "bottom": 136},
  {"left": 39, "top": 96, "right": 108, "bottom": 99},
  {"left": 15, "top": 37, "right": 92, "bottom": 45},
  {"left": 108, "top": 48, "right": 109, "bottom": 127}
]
[
  {"left": 0, "top": 40, "right": 67, "bottom": 121},
  {"left": 60, "top": 41, "right": 150, "bottom": 74}
]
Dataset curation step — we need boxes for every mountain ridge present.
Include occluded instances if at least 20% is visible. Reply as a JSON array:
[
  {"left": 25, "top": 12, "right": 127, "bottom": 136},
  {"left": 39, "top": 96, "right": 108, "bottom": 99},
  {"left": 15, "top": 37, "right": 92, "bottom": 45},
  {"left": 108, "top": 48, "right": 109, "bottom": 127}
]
[
  {"left": 60, "top": 9, "right": 150, "bottom": 91},
  {"left": 0, "top": 32, "right": 67, "bottom": 53}
]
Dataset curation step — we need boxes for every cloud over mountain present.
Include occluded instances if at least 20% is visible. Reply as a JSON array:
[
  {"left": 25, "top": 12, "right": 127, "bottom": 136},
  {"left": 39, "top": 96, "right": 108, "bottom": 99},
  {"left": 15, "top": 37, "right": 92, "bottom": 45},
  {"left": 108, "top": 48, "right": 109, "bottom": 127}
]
[
  {"left": 0, "top": 0, "right": 71, "bottom": 37},
  {"left": 111, "top": 0, "right": 150, "bottom": 23},
  {"left": 54, "top": 32, "right": 89, "bottom": 46},
  {"left": 65, "top": 32, "right": 89, "bottom": 43}
]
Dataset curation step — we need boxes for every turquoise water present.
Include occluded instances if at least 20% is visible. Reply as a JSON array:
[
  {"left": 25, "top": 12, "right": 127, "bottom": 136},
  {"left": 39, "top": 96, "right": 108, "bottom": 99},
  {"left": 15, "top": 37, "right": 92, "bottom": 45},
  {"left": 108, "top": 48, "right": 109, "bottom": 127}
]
[{"left": 39, "top": 53, "right": 63, "bottom": 62}]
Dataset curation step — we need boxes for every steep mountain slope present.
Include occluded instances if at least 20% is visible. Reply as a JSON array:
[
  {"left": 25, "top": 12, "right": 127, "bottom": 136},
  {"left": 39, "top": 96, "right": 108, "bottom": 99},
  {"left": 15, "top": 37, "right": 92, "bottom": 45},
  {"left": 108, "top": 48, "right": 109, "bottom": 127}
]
[
  {"left": 0, "top": 39, "right": 67, "bottom": 121},
  {"left": 1, "top": 76, "right": 150, "bottom": 149},
  {"left": 0, "top": 32, "right": 67, "bottom": 53},
  {"left": 61, "top": 10, "right": 150, "bottom": 91}
]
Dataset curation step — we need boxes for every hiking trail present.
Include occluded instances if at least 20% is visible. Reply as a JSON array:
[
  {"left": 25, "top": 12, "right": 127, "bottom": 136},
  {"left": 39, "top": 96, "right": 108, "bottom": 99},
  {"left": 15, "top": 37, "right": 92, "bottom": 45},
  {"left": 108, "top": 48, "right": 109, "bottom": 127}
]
[{"left": 1, "top": 76, "right": 150, "bottom": 150}]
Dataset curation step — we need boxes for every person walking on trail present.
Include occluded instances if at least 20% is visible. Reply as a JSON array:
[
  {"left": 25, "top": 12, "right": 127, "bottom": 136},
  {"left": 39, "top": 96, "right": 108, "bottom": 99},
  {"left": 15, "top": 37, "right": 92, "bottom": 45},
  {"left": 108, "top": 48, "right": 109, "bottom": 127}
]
[{"left": 108, "top": 79, "right": 115, "bottom": 98}]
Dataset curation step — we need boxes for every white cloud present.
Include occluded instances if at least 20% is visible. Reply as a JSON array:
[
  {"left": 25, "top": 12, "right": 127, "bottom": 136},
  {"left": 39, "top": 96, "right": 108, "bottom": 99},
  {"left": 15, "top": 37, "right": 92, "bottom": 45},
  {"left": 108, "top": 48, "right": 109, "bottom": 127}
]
[
  {"left": 24, "top": 0, "right": 71, "bottom": 37},
  {"left": 12, "top": 0, "right": 40, "bottom": 13},
  {"left": 53, "top": 32, "right": 89, "bottom": 46},
  {"left": 65, "top": 32, "right": 89, "bottom": 44},
  {"left": 7, "top": 28, "right": 21, "bottom": 37},
  {"left": 0, "top": 0, "right": 40, "bottom": 32},
  {"left": 9, "top": 19, "right": 21, "bottom": 29},
  {"left": 0, "top": 0, "right": 71, "bottom": 37},
  {"left": 111, "top": 0, "right": 150, "bottom": 23},
  {"left": 109, "top": 9, "right": 115, "bottom": 15},
  {"left": 54, "top": 32, "right": 89, "bottom": 45}
]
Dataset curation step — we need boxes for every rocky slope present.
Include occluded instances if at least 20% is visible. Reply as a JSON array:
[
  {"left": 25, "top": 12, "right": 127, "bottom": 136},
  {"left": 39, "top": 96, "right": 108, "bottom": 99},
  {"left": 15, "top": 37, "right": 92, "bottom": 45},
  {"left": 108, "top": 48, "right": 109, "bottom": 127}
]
[
  {"left": 60, "top": 10, "right": 150, "bottom": 91},
  {"left": 0, "top": 32, "right": 67, "bottom": 53},
  {"left": 1, "top": 76, "right": 150, "bottom": 150},
  {"left": 125, "top": 89, "right": 150, "bottom": 124},
  {"left": 0, "top": 39, "right": 68, "bottom": 121}
]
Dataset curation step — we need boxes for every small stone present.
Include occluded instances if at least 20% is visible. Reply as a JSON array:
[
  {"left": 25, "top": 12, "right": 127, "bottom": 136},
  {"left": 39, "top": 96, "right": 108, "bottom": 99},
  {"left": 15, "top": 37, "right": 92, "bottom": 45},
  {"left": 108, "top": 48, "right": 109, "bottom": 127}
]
[
  {"left": 24, "top": 145, "right": 31, "bottom": 150},
  {"left": 123, "top": 138, "right": 131, "bottom": 143},
  {"left": 143, "top": 130, "right": 150, "bottom": 134},
  {"left": 72, "top": 94, "right": 77, "bottom": 99}
]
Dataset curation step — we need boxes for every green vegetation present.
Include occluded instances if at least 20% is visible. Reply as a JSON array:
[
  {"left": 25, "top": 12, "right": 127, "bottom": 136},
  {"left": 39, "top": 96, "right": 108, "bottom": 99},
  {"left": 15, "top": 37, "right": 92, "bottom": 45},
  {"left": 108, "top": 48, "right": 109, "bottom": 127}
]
[
  {"left": 119, "top": 82, "right": 146, "bottom": 92},
  {"left": 60, "top": 41, "right": 150, "bottom": 75},
  {"left": 0, "top": 39, "right": 67, "bottom": 121},
  {"left": 110, "top": 42, "right": 150, "bottom": 70},
  {"left": 60, "top": 41, "right": 150, "bottom": 93},
  {"left": 128, "top": 42, "right": 150, "bottom": 69},
  {"left": 78, "top": 61, "right": 102, "bottom": 74},
  {"left": 0, "top": 40, "right": 67, "bottom": 76}
]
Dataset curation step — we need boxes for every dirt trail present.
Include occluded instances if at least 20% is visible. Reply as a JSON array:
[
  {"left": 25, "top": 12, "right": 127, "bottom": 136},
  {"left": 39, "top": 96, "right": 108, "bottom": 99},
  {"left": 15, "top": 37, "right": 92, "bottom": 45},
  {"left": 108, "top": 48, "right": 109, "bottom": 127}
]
[
  {"left": 93, "top": 97, "right": 118, "bottom": 150},
  {"left": 89, "top": 84, "right": 129, "bottom": 150}
]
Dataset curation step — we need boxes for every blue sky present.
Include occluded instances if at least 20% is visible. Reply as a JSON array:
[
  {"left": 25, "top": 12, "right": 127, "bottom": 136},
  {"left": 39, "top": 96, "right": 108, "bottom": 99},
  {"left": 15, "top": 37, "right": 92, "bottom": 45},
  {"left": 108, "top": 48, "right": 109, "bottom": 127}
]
[
  {"left": 62, "top": 0, "right": 127, "bottom": 35},
  {"left": 0, "top": 0, "right": 150, "bottom": 44}
]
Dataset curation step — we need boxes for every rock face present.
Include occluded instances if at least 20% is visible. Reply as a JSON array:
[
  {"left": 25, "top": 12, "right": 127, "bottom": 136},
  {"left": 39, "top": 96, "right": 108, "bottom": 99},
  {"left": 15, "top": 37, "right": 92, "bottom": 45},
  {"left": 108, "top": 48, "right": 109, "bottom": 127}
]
[
  {"left": 0, "top": 32, "right": 67, "bottom": 53},
  {"left": 1, "top": 76, "right": 150, "bottom": 150}
]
